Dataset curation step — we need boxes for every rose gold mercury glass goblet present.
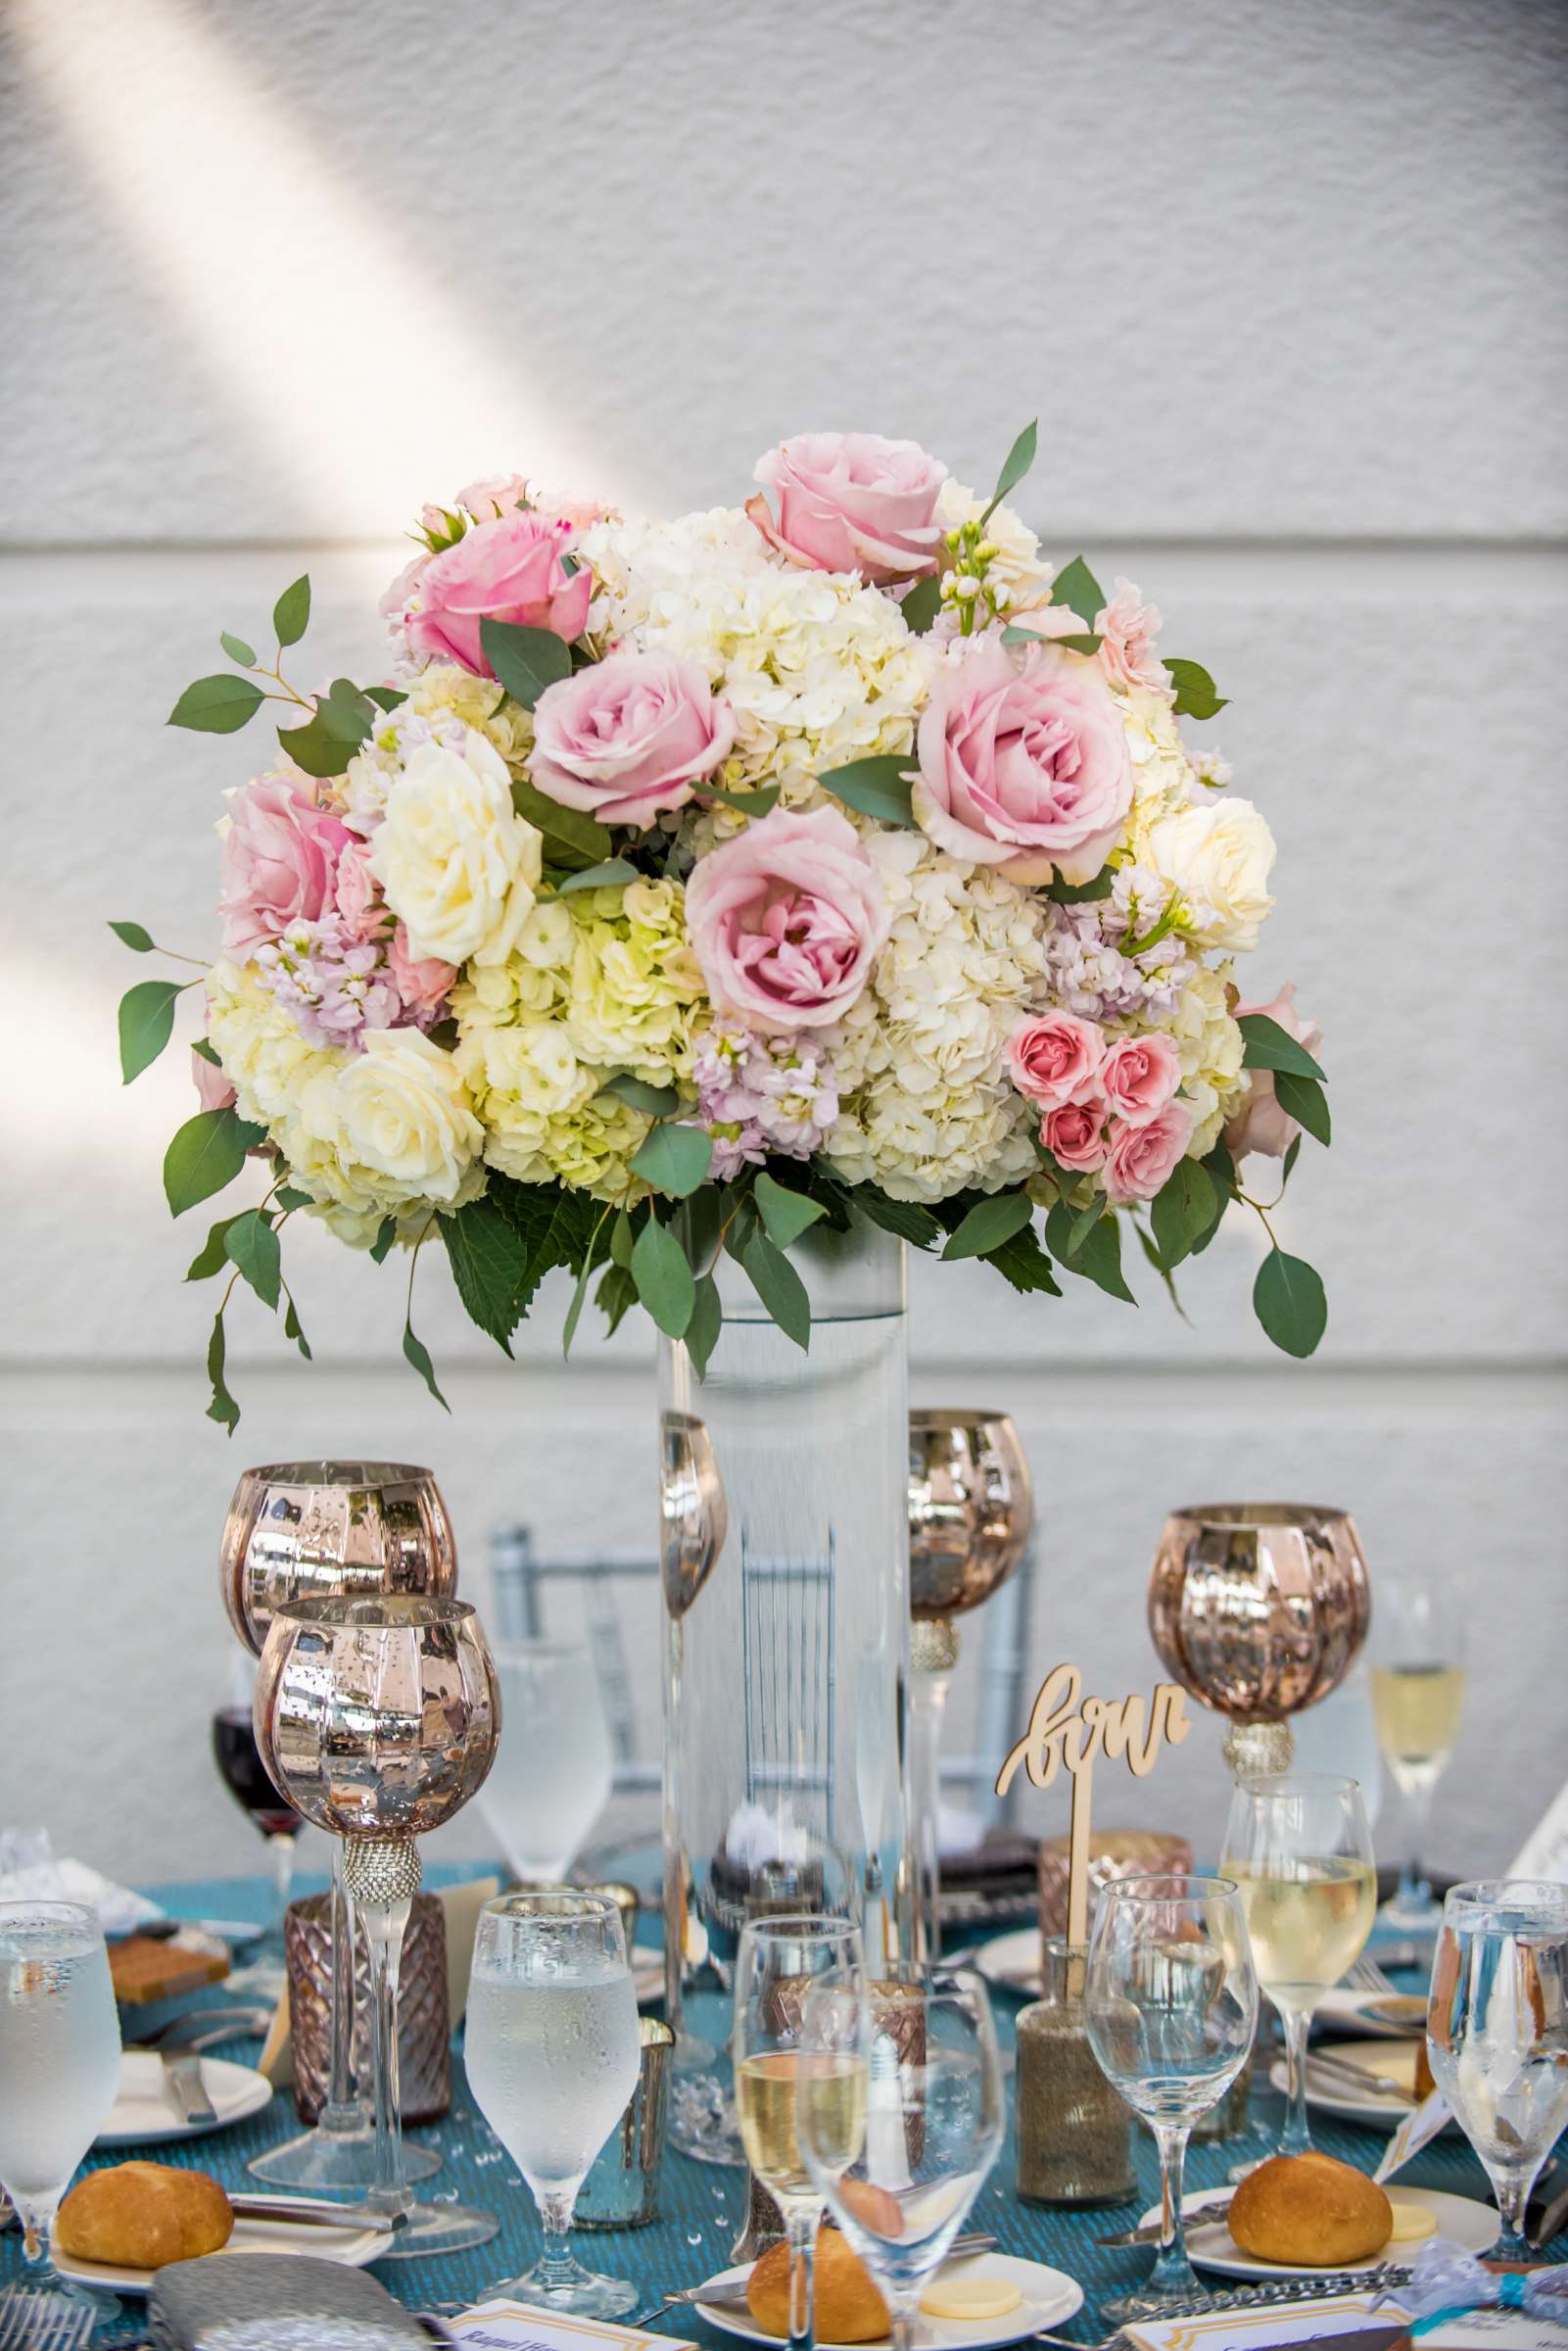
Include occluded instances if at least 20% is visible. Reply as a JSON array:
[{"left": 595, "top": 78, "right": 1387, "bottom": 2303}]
[
  {"left": 907, "top": 1411, "right": 1034, "bottom": 1963},
  {"left": 256, "top": 1594, "right": 500, "bottom": 2258},
  {"left": 220, "top": 1461, "right": 457, "bottom": 2192}
]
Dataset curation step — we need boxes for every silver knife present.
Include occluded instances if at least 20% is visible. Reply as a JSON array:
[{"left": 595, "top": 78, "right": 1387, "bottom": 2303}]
[
  {"left": 1099, "top": 2198, "right": 1234, "bottom": 2250},
  {"left": 162, "top": 2048, "right": 217, "bottom": 2128},
  {"left": 1305, "top": 2051, "right": 1414, "bottom": 2102},
  {"left": 226, "top": 2194, "right": 402, "bottom": 2235}
]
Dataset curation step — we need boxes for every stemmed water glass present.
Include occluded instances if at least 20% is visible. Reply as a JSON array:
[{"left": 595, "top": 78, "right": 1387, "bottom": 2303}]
[
  {"left": 1220, "top": 1773, "right": 1376, "bottom": 2159},
  {"left": 476, "top": 1639, "right": 615, "bottom": 1883},
  {"left": 734, "top": 1915, "right": 867, "bottom": 2351},
  {"left": 1427, "top": 1879, "right": 1568, "bottom": 2258},
  {"left": 465, "top": 1891, "right": 642, "bottom": 2315},
  {"left": 1084, "top": 1875, "right": 1258, "bottom": 2325},
  {"left": 0, "top": 1900, "right": 122, "bottom": 2308},
  {"left": 256, "top": 1593, "right": 499, "bottom": 2257},
  {"left": 796, "top": 1964, "right": 1006, "bottom": 2351},
  {"left": 1370, "top": 1575, "right": 1465, "bottom": 1929},
  {"left": 221, "top": 1459, "right": 456, "bottom": 2192}
]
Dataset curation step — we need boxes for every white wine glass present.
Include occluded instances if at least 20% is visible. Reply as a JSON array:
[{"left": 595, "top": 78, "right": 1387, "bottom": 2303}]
[
  {"left": 797, "top": 1965, "right": 1005, "bottom": 2351},
  {"left": 476, "top": 1639, "right": 615, "bottom": 1882},
  {"left": 466, "top": 1891, "right": 641, "bottom": 2315},
  {"left": 1221, "top": 1773, "right": 1376, "bottom": 2159},
  {"left": 734, "top": 1914, "right": 866, "bottom": 2351},
  {"left": 1084, "top": 1875, "right": 1258, "bottom": 2325},
  {"left": 1370, "top": 1575, "right": 1464, "bottom": 1929},
  {"left": 1427, "top": 1879, "right": 1568, "bottom": 2259},
  {"left": 0, "top": 1900, "right": 122, "bottom": 2307}
]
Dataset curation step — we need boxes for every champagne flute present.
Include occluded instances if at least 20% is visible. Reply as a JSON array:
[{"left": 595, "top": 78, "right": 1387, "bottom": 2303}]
[
  {"left": 1427, "top": 1879, "right": 1568, "bottom": 2258},
  {"left": 734, "top": 1915, "right": 866, "bottom": 2351},
  {"left": 0, "top": 1900, "right": 122, "bottom": 2306},
  {"left": 1370, "top": 1575, "right": 1465, "bottom": 1928},
  {"left": 256, "top": 1593, "right": 500, "bottom": 2257},
  {"left": 465, "top": 1892, "right": 642, "bottom": 2315},
  {"left": 476, "top": 1640, "right": 615, "bottom": 1883},
  {"left": 797, "top": 1966, "right": 1005, "bottom": 2351},
  {"left": 1084, "top": 1875, "right": 1258, "bottom": 2325},
  {"left": 1221, "top": 1773, "right": 1376, "bottom": 2159}
]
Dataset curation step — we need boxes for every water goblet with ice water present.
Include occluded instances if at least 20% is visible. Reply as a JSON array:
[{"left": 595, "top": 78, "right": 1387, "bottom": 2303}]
[
  {"left": 1084, "top": 1875, "right": 1258, "bottom": 2326},
  {"left": 465, "top": 1891, "right": 642, "bottom": 2317},
  {"left": 0, "top": 1900, "right": 122, "bottom": 2304},
  {"left": 476, "top": 1639, "right": 615, "bottom": 1883},
  {"left": 1427, "top": 1878, "right": 1568, "bottom": 2260}
]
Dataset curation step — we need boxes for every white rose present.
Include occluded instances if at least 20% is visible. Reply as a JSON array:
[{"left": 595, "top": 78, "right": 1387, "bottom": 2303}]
[
  {"left": 1146, "top": 797, "right": 1276, "bottom": 952},
  {"left": 370, "top": 731, "right": 542, "bottom": 968},
  {"left": 314, "top": 1030, "right": 483, "bottom": 1208}
]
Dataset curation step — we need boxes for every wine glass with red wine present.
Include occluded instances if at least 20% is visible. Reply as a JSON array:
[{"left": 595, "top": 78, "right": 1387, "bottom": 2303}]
[{"left": 213, "top": 1660, "right": 303, "bottom": 1927}]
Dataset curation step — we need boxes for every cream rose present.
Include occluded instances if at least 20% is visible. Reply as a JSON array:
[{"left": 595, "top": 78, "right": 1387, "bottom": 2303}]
[
  {"left": 1145, "top": 797, "right": 1276, "bottom": 952},
  {"left": 369, "top": 732, "right": 542, "bottom": 969},
  {"left": 317, "top": 1028, "right": 483, "bottom": 1208}
]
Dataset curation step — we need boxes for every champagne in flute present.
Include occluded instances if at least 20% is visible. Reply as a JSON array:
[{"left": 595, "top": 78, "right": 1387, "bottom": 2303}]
[
  {"left": 736, "top": 2049, "right": 867, "bottom": 2195},
  {"left": 1371, "top": 1573, "right": 1464, "bottom": 1927},
  {"left": 1371, "top": 1663, "right": 1465, "bottom": 1770}
]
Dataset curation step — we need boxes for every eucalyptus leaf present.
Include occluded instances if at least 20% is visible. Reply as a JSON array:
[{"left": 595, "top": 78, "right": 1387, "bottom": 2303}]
[
  {"left": 1046, "top": 868, "right": 1115, "bottom": 904},
  {"left": 1003, "top": 626, "right": 1103, "bottom": 655},
  {"left": 594, "top": 1261, "right": 639, "bottom": 1338},
  {"left": 1238, "top": 1014, "right": 1326, "bottom": 1082},
  {"left": 632, "top": 1214, "right": 695, "bottom": 1339},
  {"left": 191, "top": 1037, "right": 222, "bottom": 1067},
  {"left": 979, "top": 418, "right": 1038, "bottom": 526},
  {"left": 685, "top": 1271, "right": 723, "bottom": 1376},
  {"left": 1150, "top": 1157, "right": 1216, "bottom": 1271},
  {"left": 754, "top": 1171, "right": 829, "bottom": 1250},
  {"left": 1253, "top": 1247, "right": 1327, "bottom": 1358},
  {"left": 1048, "top": 556, "right": 1105, "bottom": 628},
  {"left": 1067, "top": 1193, "right": 1106, "bottom": 1257},
  {"left": 219, "top": 632, "right": 257, "bottom": 668},
  {"left": 1166, "top": 657, "right": 1228, "bottom": 720},
  {"left": 742, "top": 1228, "right": 811, "bottom": 1351},
  {"left": 163, "top": 1107, "right": 263, "bottom": 1218},
  {"left": 511, "top": 775, "right": 615, "bottom": 863},
  {"left": 940, "top": 1191, "right": 1033, "bottom": 1261},
  {"left": 284, "top": 1294, "right": 312, "bottom": 1359},
  {"left": 602, "top": 1073, "right": 681, "bottom": 1118},
  {"left": 403, "top": 1316, "right": 451, "bottom": 1410},
  {"left": 274, "top": 1184, "right": 311, "bottom": 1210},
  {"left": 109, "top": 920, "right": 155, "bottom": 953},
  {"left": 1273, "top": 1069, "right": 1332, "bottom": 1146},
  {"left": 119, "top": 978, "right": 185, "bottom": 1083},
  {"left": 611, "top": 1207, "right": 636, "bottom": 1269},
  {"left": 558, "top": 859, "right": 639, "bottom": 895},
  {"left": 480, "top": 618, "right": 573, "bottom": 708},
  {"left": 1046, "top": 1202, "right": 1135, "bottom": 1304},
  {"left": 206, "top": 1308, "right": 240, "bottom": 1434},
  {"left": 630, "top": 1122, "right": 713, "bottom": 1199},
  {"left": 818, "top": 754, "right": 919, "bottom": 829},
  {"left": 168, "top": 674, "right": 264, "bottom": 735},
  {"left": 561, "top": 1227, "right": 603, "bottom": 1359},
  {"left": 368, "top": 1217, "right": 398, "bottom": 1265},
  {"left": 363, "top": 685, "right": 407, "bottom": 712},
  {"left": 272, "top": 575, "right": 311, "bottom": 648},
  {"left": 224, "top": 1208, "right": 281, "bottom": 1311},
  {"left": 1282, "top": 1135, "right": 1302, "bottom": 1186},
  {"left": 186, "top": 1214, "right": 242, "bottom": 1282},
  {"left": 900, "top": 575, "right": 942, "bottom": 636},
  {"left": 699, "top": 783, "right": 783, "bottom": 818}
]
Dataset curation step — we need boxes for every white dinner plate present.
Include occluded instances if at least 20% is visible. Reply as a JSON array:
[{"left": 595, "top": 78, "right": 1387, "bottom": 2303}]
[
  {"left": 1314, "top": 1986, "right": 1429, "bottom": 2039},
  {"left": 970, "top": 1929, "right": 1040, "bottom": 1998},
  {"left": 1267, "top": 2038, "right": 1454, "bottom": 2133},
  {"left": 52, "top": 2197, "right": 386, "bottom": 2296},
  {"left": 1161, "top": 2184, "right": 1495, "bottom": 2280},
  {"left": 95, "top": 2049, "right": 274, "bottom": 2145},
  {"left": 694, "top": 2252, "right": 1081, "bottom": 2351}
]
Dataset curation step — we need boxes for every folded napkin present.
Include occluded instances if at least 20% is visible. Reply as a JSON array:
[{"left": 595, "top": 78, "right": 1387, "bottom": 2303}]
[
  {"left": 1377, "top": 2239, "right": 1568, "bottom": 2334},
  {"left": 0, "top": 1835, "right": 164, "bottom": 1939}
]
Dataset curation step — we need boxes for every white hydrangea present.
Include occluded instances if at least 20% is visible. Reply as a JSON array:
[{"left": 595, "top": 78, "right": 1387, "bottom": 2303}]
[
  {"left": 204, "top": 958, "right": 347, "bottom": 1130},
  {"left": 821, "top": 834, "right": 1050, "bottom": 1202},
  {"left": 1149, "top": 963, "right": 1247, "bottom": 1158}
]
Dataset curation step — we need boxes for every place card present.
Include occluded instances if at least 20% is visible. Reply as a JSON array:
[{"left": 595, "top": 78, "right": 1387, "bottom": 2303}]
[
  {"left": 1412, "top": 2311, "right": 1567, "bottom": 2351},
  {"left": 1374, "top": 2084, "right": 1451, "bottom": 2182},
  {"left": 429, "top": 2305, "right": 696, "bottom": 2351},
  {"left": 1120, "top": 2301, "right": 1404, "bottom": 2351}
]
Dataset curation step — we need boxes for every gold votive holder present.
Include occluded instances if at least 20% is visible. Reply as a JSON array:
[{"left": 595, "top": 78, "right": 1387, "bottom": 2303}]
[
  {"left": 576, "top": 2017, "right": 674, "bottom": 2230},
  {"left": 284, "top": 1891, "right": 450, "bottom": 2125},
  {"left": 1016, "top": 1938, "right": 1136, "bottom": 2207},
  {"left": 1038, "top": 1828, "right": 1193, "bottom": 1941}
]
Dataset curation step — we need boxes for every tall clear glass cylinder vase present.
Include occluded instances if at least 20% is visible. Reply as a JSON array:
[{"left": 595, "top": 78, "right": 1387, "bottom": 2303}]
[{"left": 658, "top": 1218, "right": 911, "bottom": 2163}]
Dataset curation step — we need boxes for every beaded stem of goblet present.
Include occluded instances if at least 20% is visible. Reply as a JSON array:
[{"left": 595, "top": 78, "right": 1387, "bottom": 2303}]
[
  {"left": 342, "top": 1834, "right": 422, "bottom": 2217},
  {"left": 1222, "top": 1720, "right": 1294, "bottom": 1780}
]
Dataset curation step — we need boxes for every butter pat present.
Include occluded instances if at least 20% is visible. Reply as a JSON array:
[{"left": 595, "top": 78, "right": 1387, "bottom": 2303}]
[
  {"left": 919, "top": 2279, "right": 1023, "bottom": 2321},
  {"left": 1385, "top": 2198, "right": 1439, "bottom": 2243}
]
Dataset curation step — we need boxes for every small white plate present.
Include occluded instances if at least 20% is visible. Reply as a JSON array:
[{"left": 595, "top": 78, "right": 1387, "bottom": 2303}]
[
  {"left": 694, "top": 2252, "right": 1081, "bottom": 2350},
  {"left": 1267, "top": 2039, "right": 1454, "bottom": 2133},
  {"left": 1315, "top": 1986, "right": 1429, "bottom": 2039},
  {"left": 969, "top": 1930, "right": 1040, "bottom": 1999},
  {"left": 95, "top": 2050, "right": 274, "bottom": 2145},
  {"left": 1164, "top": 2184, "right": 1495, "bottom": 2280},
  {"left": 52, "top": 2197, "right": 386, "bottom": 2296}
]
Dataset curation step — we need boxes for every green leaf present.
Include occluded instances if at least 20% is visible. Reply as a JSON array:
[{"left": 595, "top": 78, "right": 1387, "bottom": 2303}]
[
  {"left": 631, "top": 1122, "right": 713, "bottom": 1198},
  {"left": 224, "top": 1208, "right": 281, "bottom": 1311},
  {"left": 594, "top": 1261, "right": 639, "bottom": 1338},
  {"left": 163, "top": 1107, "right": 262, "bottom": 1218},
  {"left": 1135, "top": 1219, "right": 1189, "bottom": 1321},
  {"left": 510, "top": 775, "right": 615, "bottom": 864},
  {"left": 368, "top": 1217, "right": 398, "bottom": 1265},
  {"left": 1046, "top": 867, "right": 1115, "bottom": 904},
  {"left": 679, "top": 1185, "right": 723, "bottom": 1271},
  {"left": 818, "top": 753, "right": 919, "bottom": 829},
  {"left": 440, "top": 1197, "right": 536, "bottom": 1354},
  {"left": 186, "top": 1213, "right": 242, "bottom": 1281},
  {"left": 403, "top": 1316, "right": 451, "bottom": 1410},
  {"left": 1150, "top": 1158, "right": 1217, "bottom": 1271},
  {"left": 274, "top": 1184, "right": 311, "bottom": 1210},
  {"left": 191, "top": 1037, "right": 222, "bottom": 1067},
  {"left": 1046, "top": 1201, "right": 1135, "bottom": 1304},
  {"left": 1281, "top": 1135, "right": 1302, "bottom": 1187},
  {"left": 1166, "top": 657, "right": 1228, "bottom": 720},
  {"left": 602, "top": 1073, "right": 681, "bottom": 1118},
  {"left": 979, "top": 418, "right": 1038, "bottom": 526},
  {"left": 982, "top": 1219, "right": 1062, "bottom": 1297},
  {"left": 852, "top": 1189, "right": 942, "bottom": 1250},
  {"left": 686, "top": 1271, "right": 723, "bottom": 1376},
  {"left": 742, "top": 1227, "right": 811, "bottom": 1351},
  {"left": 480, "top": 617, "right": 574, "bottom": 707},
  {"left": 272, "top": 575, "right": 310, "bottom": 648},
  {"left": 219, "top": 632, "right": 257, "bottom": 667},
  {"left": 283, "top": 1294, "right": 312, "bottom": 1359},
  {"left": 900, "top": 576, "right": 941, "bottom": 636},
  {"left": 562, "top": 1220, "right": 608, "bottom": 1359},
  {"left": 206, "top": 1309, "right": 240, "bottom": 1434},
  {"left": 109, "top": 919, "right": 155, "bottom": 952},
  {"left": 700, "top": 783, "right": 783, "bottom": 818},
  {"left": 363, "top": 685, "right": 406, "bottom": 712},
  {"left": 940, "top": 1191, "right": 1033, "bottom": 1261},
  {"left": 1067, "top": 1193, "right": 1106, "bottom": 1257},
  {"left": 1049, "top": 556, "right": 1106, "bottom": 629},
  {"left": 1238, "top": 1014, "right": 1326, "bottom": 1082},
  {"left": 1273, "top": 1069, "right": 1332, "bottom": 1146},
  {"left": 276, "top": 704, "right": 364, "bottom": 780},
  {"left": 1005, "top": 625, "right": 1103, "bottom": 654},
  {"left": 1253, "top": 1247, "right": 1328, "bottom": 1358},
  {"left": 119, "top": 978, "right": 184, "bottom": 1083},
  {"left": 755, "top": 1171, "right": 829, "bottom": 1250},
  {"left": 168, "top": 674, "right": 264, "bottom": 734},
  {"left": 1191, "top": 1142, "right": 1236, "bottom": 1256},
  {"left": 558, "top": 859, "right": 639, "bottom": 895},
  {"left": 632, "top": 1214, "right": 695, "bottom": 1339},
  {"left": 609, "top": 1207, "right": 636, "bottom": 1269}
]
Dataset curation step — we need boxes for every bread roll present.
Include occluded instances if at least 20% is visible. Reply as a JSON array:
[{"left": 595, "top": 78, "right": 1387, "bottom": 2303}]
[
  {"left": 56, "top": 2162, "right": 233, "bottom": 2270},
  {"left": 748, "top": 2226, "right": 888, "bottom": 2342},
  {"left": 1227, "top": 2152, "right": 1393, "bottom": 2267}
]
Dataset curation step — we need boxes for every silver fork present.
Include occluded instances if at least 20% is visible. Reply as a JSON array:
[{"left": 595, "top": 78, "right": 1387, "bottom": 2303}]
[
  {"left": 0, "top": 2285, "right": 98, "bottom": 2350},
  {"left": 1345, "top": 1952, "right": 1400, "bottom": 1996}
]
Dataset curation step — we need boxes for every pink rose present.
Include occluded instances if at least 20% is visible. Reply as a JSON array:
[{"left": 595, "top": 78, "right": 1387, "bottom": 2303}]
[
  {"left": 1042, "top": 1099, "right": 1109, "bottom": 1173},
  {"left": 1099, "top": 1031, "right": 1182, "bottom": 1128},
  {"left": 913, "top": 642, "right": 1134, "bottom": 886},
  {"left": 379, "top": 550, "right": 429, "bottom": 627},
  {"left": 1009, "top": 1011, "right": 1105, "bottom": 1110},
  {"left": 333, "top": 838, "right": 383, "bottom": 941},
  {"left": 685, "top": 804, "right": 889, "bottom": 1030},
  {"left": 1095, "top": 576, "right": 1171, "bottom": 695},
  {"left": 387, "top": 923, "right": 456, "bottom": 1021},
  {"left": 219, "top": 774, "right": 354, "bottom": 957},
  {"left": 1223, "top": 984, "right": 1322, "bottom": 1159},
  {"left": 747, "top": 431, "right": 947, "bottom": 583},
  {"left": 1103, "top": 1104, "right": 1194, "bottom": 1204},
  {"left": 456, "top": 472, "right": 532, "bottom": 519},
  {"left": 405, "top": 511, "right": 593, "bottom": 675},
  {"left": 529, "top": 651, "right": 736, "bottom": 829},
  {"left": 191, "top": 1045, "right": 237, "bottom": 1113}
]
